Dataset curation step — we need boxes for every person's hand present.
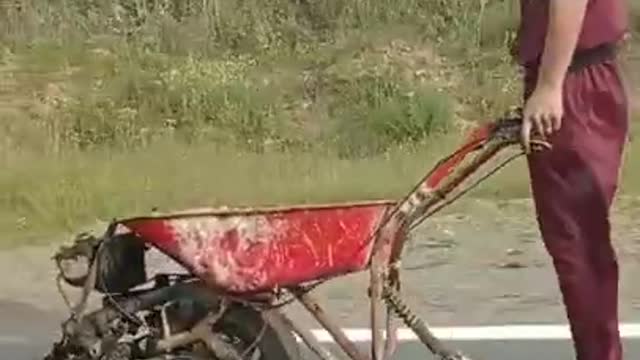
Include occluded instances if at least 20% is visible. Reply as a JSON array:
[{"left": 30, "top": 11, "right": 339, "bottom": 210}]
[{"left": 521, "top": 83, "right": 563, "bottom": 153}]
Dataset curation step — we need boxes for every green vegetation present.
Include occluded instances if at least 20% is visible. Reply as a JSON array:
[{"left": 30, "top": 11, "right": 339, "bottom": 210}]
[{"left": 0, "top": 0, "right": 638, "bottom": 246}]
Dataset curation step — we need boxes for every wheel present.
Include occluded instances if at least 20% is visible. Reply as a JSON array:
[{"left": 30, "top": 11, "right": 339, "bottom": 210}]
[
  {"left": 138, "top": 302, "right": 302, "bottom": 360},
  {"left": 43, "top": 303, "right": 301, "bottom": 360},
  {"left": 210, "top": 305, "right": 301, "bottom": 360},
  {"left": 43, "top": 275, "right": 302, "bottom": 360}
]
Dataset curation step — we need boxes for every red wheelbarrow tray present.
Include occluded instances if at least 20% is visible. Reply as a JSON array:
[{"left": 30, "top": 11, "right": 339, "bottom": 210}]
[
  {"left": 115, "top": 115, "right": 531, "bottom": 296},
  {"left": 119, "top": 200, "right": 396, "bottom": 294}
]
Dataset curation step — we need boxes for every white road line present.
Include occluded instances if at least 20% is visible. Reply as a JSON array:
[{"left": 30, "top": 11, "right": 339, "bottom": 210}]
[
  {"left": 0, "top": 335, "right": 29, "bottom": 345},
  {"left": 305, "top": 324, "right": 640, "bottom": 343},
  {"left": 4, "top": 324, "right": 640, "bottom": 347}
]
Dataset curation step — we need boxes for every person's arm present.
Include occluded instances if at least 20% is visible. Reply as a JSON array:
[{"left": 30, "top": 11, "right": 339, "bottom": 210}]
[
  {"left": 536, "top": 0, "right": 589, "bottom": 90},
  {"left": 521, "top": 0, "right": 589, "bottom": 152}
]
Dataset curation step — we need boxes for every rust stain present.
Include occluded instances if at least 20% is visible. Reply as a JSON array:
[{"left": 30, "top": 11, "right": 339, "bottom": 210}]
[
  {"left": 124, "top": 202, "right": 391, "bottom": 293},
  {"left": 169, "top": 215, "right": 289, "bottom": 291}
]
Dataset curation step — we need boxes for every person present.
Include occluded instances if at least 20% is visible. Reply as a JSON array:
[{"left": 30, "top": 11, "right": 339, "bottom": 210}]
[{"left": 515, "top": 0, "right": 630, "bottom": 359}]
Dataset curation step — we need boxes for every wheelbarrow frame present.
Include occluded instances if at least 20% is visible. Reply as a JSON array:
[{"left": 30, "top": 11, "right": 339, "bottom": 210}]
[
  {"left": 270, "top": 110, "right": 548, "bottom": 360},
  {"left": 55, "top": 108, "right": 549, "bottom": 360}
]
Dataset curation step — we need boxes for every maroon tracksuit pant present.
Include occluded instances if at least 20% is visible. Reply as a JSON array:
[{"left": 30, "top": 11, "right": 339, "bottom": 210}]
[{"left": 524, "top": 59, "right": 629, "bottom": 360}]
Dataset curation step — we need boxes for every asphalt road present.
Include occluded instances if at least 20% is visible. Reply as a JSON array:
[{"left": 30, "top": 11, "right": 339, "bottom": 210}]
[
  {"left": 4, "top": 197, "right": 640, "bottom": 360},
  {"left": 2, "top": 299, "right": 640, "bottom": 360},
  {"left": 5, "top": 332, "right": 640, "bottom": 360},
  {"left": 347, "top": 339, "right": 640, "bottom": 359}
]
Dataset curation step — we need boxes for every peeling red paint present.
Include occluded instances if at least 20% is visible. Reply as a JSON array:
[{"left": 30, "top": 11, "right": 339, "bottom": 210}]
[
  {"left": 122, "top": 202, "right": 393, "bottom": 294},
  {"left": 424, "top": 124, "right": 491, "bottom": 189},
  {"left": 120, "top": 120, "right": 520, "bottom": 295}
]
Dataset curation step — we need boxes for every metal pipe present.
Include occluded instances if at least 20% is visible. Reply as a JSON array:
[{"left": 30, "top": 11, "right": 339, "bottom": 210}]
[
  {"left": 369, "top": 264, "right": 384, "bottom": 360},
  {"left": 155, "top": 306, "right": 234, "bottom": 357},
  {"left": 382, "top": 268, "right": 400, "bottom": 360},
  {"left": 382, "top": 283, "right": 471, "bottom": 360},
  {"left": 264, "top": 310, "right": 339, "bottom": 360},
  {"left": 383, "top": 309, "right": 398, "bottom": 360},
  {"left": 292, "top": 287, "right": 370, "bottom": 360}
]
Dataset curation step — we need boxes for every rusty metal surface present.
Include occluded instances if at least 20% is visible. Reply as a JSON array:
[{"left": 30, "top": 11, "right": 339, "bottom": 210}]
[
  {"left": 369, "top": 264, "right": 384, "bottom": 360},
  {"left": 383, "top": 268, "right": 400, "bottom": 360},
  {"left": 122, "top": 202, "right": 392, "bottom": 294},
  {"left": 361, "top": 112, "right": 546, "bottom": 360},
  {"left": 118, "top": 111, "right": 544, "bottom": 298},
  {"left": 268, "top": 310, "right": 340, "bottom": 360},
  {"left": 372, "top": 112, "right": 549, "bottom": 272},
  {"left": 293, "top": 287, "right": 371, "bottom": 360},
  {"left": 45, "top": 111, "right": 548, "bottom": 360},
  {"left": 381, "top": 283, "right": 472, "bottom": 360},
  {"left": 350, "top": 117, "right": 520, "bottom": 360}
]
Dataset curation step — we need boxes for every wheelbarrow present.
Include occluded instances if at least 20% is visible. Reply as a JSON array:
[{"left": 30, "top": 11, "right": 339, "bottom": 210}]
[{"left": 45, "top": 108, "right": 549, "bottom": 360}]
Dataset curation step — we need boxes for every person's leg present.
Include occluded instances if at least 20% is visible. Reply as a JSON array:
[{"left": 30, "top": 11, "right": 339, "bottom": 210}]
[{"left": 526, "top": 59, "right": 629, "bottom": 360}]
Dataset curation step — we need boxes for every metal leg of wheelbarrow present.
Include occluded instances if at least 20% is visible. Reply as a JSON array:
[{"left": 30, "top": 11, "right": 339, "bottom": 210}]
[
  {"left": 369, "top": 267, "right": 399, "bottom": 360},
  {"left": 264, "top": 309, "right": 339, "bottom": 360},
  {"left": 291, "top": 287, "right": 370, "bottom": 360},
  {"left": 383, "top": 268, "right": 401, "bottom": 360},
  {"left": 369, "top": 264, "right": 385, "bottom": 360},
  {"left": 383, "top": 307, "right": 398, "bottom": 359}
]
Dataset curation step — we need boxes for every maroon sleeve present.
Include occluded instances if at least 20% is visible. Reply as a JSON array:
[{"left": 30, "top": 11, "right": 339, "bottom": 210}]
[{"left": 516, "top": 0, "right": 628, "bottom": 66}]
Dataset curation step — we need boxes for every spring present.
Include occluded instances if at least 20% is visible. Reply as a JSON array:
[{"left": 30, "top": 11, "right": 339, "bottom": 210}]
[
  {"left": 381, "top": 283, "right": 470, "bottom": 360},
  {"left": 381, "top": 284, "right": 420, "bottom": 330}
]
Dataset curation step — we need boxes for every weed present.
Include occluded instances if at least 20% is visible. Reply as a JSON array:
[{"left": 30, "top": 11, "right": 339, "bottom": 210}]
[{"left": 0, "top": 0, "right": 637, "bottom": 246}]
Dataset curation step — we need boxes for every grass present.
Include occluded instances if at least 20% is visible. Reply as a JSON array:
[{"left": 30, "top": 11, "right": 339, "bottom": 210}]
[
  {"left": 0, "top": 137, "right": 447, "bottom": 245},
  {"left": 0, "top": 0, "right": 638, "bottom": 247}
]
